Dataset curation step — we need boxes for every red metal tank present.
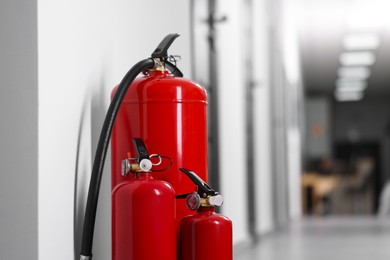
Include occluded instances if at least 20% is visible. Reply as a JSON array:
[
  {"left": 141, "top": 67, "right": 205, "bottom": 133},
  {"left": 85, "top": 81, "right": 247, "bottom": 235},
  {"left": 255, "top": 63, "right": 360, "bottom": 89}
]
[
  {"left": 112, "top": 172, "right": 176, "bottom": 260},
  {"left": 111, "top": 69, "right": 208, "bottom": 224},
  {"left": 180, "top": 207, "right": 233, "bottom": 260}
]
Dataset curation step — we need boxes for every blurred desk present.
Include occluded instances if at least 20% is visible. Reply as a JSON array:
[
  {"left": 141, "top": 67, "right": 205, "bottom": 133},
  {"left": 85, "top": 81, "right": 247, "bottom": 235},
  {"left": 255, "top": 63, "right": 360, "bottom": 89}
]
[{"left": 302, "top": 172, "right": 339, "bottom": 214}]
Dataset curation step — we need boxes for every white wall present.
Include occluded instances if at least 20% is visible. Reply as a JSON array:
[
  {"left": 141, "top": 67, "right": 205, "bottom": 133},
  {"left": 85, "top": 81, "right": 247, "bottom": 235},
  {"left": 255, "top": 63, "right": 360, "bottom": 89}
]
[
  {"left": 38, "top": 1, "right": 192, "bottom": 260},
  {"left": 252, "top": 0, "right": 274, "bottom": 235},
  {"left": 281, "top": 0, "right": 303, "bottom": 220},
  {"left": 268, "top": 0, "right": 303, "bottom": 225},
  {"left": 216, "top": 0, "right": 303, "bottom": 239},
  {"left": 0, "top": 1, "right": 38, "bottom": 259},
  {"left": 217, "top": 0, "right": 249, "bottom": 244}
]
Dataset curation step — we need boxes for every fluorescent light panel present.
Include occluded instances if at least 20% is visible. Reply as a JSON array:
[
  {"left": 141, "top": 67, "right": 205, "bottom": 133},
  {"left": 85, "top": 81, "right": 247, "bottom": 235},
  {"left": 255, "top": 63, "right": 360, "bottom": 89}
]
[
  {"left": 336, "top": 79, "right": 367, "bottom": 92},
  {"left": 339, "top": 52, "right": 376, "bottom": 66},
  {"left": 342, "top": 34, "right": 381, "bottom": 50},
  {"left": 338, "top": 67, "right": 371, "bottom": 79},
  {"left": 346, "top": 1, "right": 390, "bottom": 30},
  {"left": 335, "top": 90, "right": 364, "bottom": 102}
]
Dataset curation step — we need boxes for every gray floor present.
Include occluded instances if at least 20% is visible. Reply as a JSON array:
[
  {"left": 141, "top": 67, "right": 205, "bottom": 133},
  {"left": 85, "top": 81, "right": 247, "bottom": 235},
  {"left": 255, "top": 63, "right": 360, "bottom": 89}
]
[{"left": 235, "top": 217, "right": 390, "bottom": 260}]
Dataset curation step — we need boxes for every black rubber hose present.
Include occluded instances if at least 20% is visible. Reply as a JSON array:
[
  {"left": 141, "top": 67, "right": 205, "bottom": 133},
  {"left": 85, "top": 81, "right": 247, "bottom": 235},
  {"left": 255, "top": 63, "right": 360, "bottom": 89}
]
[{"left": 80, "top": 58, "right": 155, "bottom": 258}]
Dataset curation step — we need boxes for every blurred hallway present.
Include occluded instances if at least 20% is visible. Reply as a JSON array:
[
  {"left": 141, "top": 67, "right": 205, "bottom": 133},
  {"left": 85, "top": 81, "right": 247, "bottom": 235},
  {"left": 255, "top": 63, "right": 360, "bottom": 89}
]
[
  {"left": 2, "top": 0, "right": 390, "bottom": 259},
  {"left": 236, "top": 217, "right": 390, "bottom": 260}
]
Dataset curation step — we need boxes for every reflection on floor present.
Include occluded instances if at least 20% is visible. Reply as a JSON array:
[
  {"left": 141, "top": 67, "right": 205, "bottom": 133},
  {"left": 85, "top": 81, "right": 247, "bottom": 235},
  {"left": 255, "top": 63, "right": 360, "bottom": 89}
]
[{"left": 236, "top": 217, "right": 390, "bottom": 260}]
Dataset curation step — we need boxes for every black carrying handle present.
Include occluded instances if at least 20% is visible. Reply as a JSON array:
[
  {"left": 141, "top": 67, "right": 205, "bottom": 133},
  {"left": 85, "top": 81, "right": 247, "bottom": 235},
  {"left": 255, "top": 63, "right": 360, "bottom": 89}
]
[
  {"left": 151, "top": 33, "right": 183, "bottom": 77},
  {"left": 151, "top": 33, "right": 180, "bottom": 59},
  {"left": 179, "top": 168, "right": 218, "bottom": 198},
  {"left": 132, "top": 138, "right": 149, "bottom": 162}
]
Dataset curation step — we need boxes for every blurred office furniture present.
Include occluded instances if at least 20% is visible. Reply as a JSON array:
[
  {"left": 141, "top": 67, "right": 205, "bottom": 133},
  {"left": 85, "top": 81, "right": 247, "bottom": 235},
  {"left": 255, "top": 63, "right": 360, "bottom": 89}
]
[
  {"left": 331, "top": 156, "right": 374, "bottom": 215},
  {"left": 378, "top": 181, "right": 390, "bottom": 216},
  {"left": 303, "top": 156, "right": 374, "bottom": 215},
  {"left": 302, "top": 173, "right": 339, "bottom": 214}
]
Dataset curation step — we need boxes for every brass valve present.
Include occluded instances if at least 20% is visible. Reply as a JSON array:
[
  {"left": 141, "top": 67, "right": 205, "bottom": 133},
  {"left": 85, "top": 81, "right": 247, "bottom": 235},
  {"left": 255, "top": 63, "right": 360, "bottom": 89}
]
[
  {"left": 121, "top": 158, "right": 153, "bottom": 176},
  {"left": 179, "top": 168, "right": 224, "bottom": 210},
  {"left": 186, "top": 193, "right": 224, "bottom": 210}
]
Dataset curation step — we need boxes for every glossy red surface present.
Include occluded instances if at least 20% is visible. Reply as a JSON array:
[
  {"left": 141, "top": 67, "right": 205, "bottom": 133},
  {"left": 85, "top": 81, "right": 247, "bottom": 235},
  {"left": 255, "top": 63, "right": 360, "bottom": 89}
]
[
  {"left": 111, "top": 70, "right": 208, "bottom": 224},
  {"left": 112, "top": 173, "right": 176, "bottom": 260},
  {"left": 180, "top": 207, "right": 233, "bottom": 260}
]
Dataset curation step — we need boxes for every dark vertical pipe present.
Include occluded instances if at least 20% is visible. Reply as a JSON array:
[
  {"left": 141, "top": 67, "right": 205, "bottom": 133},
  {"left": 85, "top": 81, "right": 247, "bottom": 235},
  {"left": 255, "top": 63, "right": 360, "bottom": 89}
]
[
  {"left": 189, "top": 0, "right": 196, "bottom": 80},
  {"left": 268, "top": 0, "right": 280, "bottom": 227},
  {"left": 269, "top": 0, "right": 290, "bottom": 226},
  {"left": 207, "top": 0, "right": 221, "bottom": 194}
]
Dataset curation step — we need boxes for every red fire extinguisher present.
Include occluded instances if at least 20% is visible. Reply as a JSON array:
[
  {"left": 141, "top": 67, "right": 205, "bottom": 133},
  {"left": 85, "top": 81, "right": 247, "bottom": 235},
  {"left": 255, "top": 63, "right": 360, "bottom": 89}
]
[
  {"left": 179, "top": 168, "right": 232, "bottom": 260},
  {"left": 79, "top": 34, "right": 231, "bottom": 260},
  {"left": 111, "top": 33, "right": 208, "bottom": 230},
  {"left": 112, "top": 138, "right": 176, "bottom": 260}
]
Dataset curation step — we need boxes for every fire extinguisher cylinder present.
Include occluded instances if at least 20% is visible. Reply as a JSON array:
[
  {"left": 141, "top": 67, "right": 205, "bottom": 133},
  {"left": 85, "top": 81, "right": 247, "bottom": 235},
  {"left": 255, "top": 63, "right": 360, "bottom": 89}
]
[
  {"left": 113, "top": 139, "right": 176, "bottom": 260},
  {"left": 179, "top": 168, "right": 233, "bottom": 260},
  {"left": 112, "top": 172, "right": 176, "bottom": 260},
  {"left": 111, "top": 34, "right": 208, "bottom": 233}
]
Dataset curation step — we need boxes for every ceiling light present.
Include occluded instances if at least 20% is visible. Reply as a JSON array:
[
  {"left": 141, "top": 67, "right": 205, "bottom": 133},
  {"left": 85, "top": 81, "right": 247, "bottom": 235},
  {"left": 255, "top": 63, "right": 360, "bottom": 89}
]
[
  {"left": 338, "top": 67, "right": 371, "bottom": 79},
  {"left": 346, "top": 1, "right": 390, "bottom": 30},
  {"left": 336, "top": 79, "right": 367, "bottom": 92},
  {"left": 339, "top": 52, "right": 376, "bottom": 66},
  {"left": 342, "top": 34, "right": 381, "bottom": 50},
  {"left": 335, "top": 90, "right": 364, "bottom": 102}
]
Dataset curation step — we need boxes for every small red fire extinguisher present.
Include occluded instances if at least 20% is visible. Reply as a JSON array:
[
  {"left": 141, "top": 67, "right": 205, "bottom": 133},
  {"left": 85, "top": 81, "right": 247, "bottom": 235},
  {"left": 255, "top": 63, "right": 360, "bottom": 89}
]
[
  {"left": 179, "top": 168, "right": 233, "bottom": 260},
  {"left": 112, "top": 138, "right": 176, "bottom": 260}
]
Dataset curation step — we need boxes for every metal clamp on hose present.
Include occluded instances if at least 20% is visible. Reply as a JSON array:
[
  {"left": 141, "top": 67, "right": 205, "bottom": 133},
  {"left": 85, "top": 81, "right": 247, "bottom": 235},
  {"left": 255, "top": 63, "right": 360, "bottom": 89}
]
[{"left": 80, "top": 255, "right": 92, "bottom": 260}]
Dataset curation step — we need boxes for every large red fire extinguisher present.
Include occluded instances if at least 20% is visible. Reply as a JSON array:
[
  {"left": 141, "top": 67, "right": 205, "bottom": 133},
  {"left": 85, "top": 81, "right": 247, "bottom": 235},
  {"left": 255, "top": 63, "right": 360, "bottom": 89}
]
[
  {"left": 111, "top": 34, "right": 208, "bottom": 227},
  {"left": 79, "top": 34, "right": 231, "bottom": 260}
]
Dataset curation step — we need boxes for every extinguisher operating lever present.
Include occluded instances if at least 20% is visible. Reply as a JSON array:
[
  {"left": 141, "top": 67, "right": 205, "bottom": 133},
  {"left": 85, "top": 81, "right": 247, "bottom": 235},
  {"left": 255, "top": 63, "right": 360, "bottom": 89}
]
[
  {"left": 124, "top": 138, "right": 151, "bottom": 172},
  {"left": 122, "top": 138, "right": 173, "bottom": 175},
  {"left": 179, "top": 168, "right": 218, "bottom": 197},
  {"left": 132, "top": 138, "right": 149, "bottom": 162},
  {"left": 151, "top": 33, "right": 180, "bottom": 60},
  {"left": 150, "top": 33, "right": 183, "bottom": 77},
  {"left": 179, "top": 168, "right": 223, "bottom": 209}
]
